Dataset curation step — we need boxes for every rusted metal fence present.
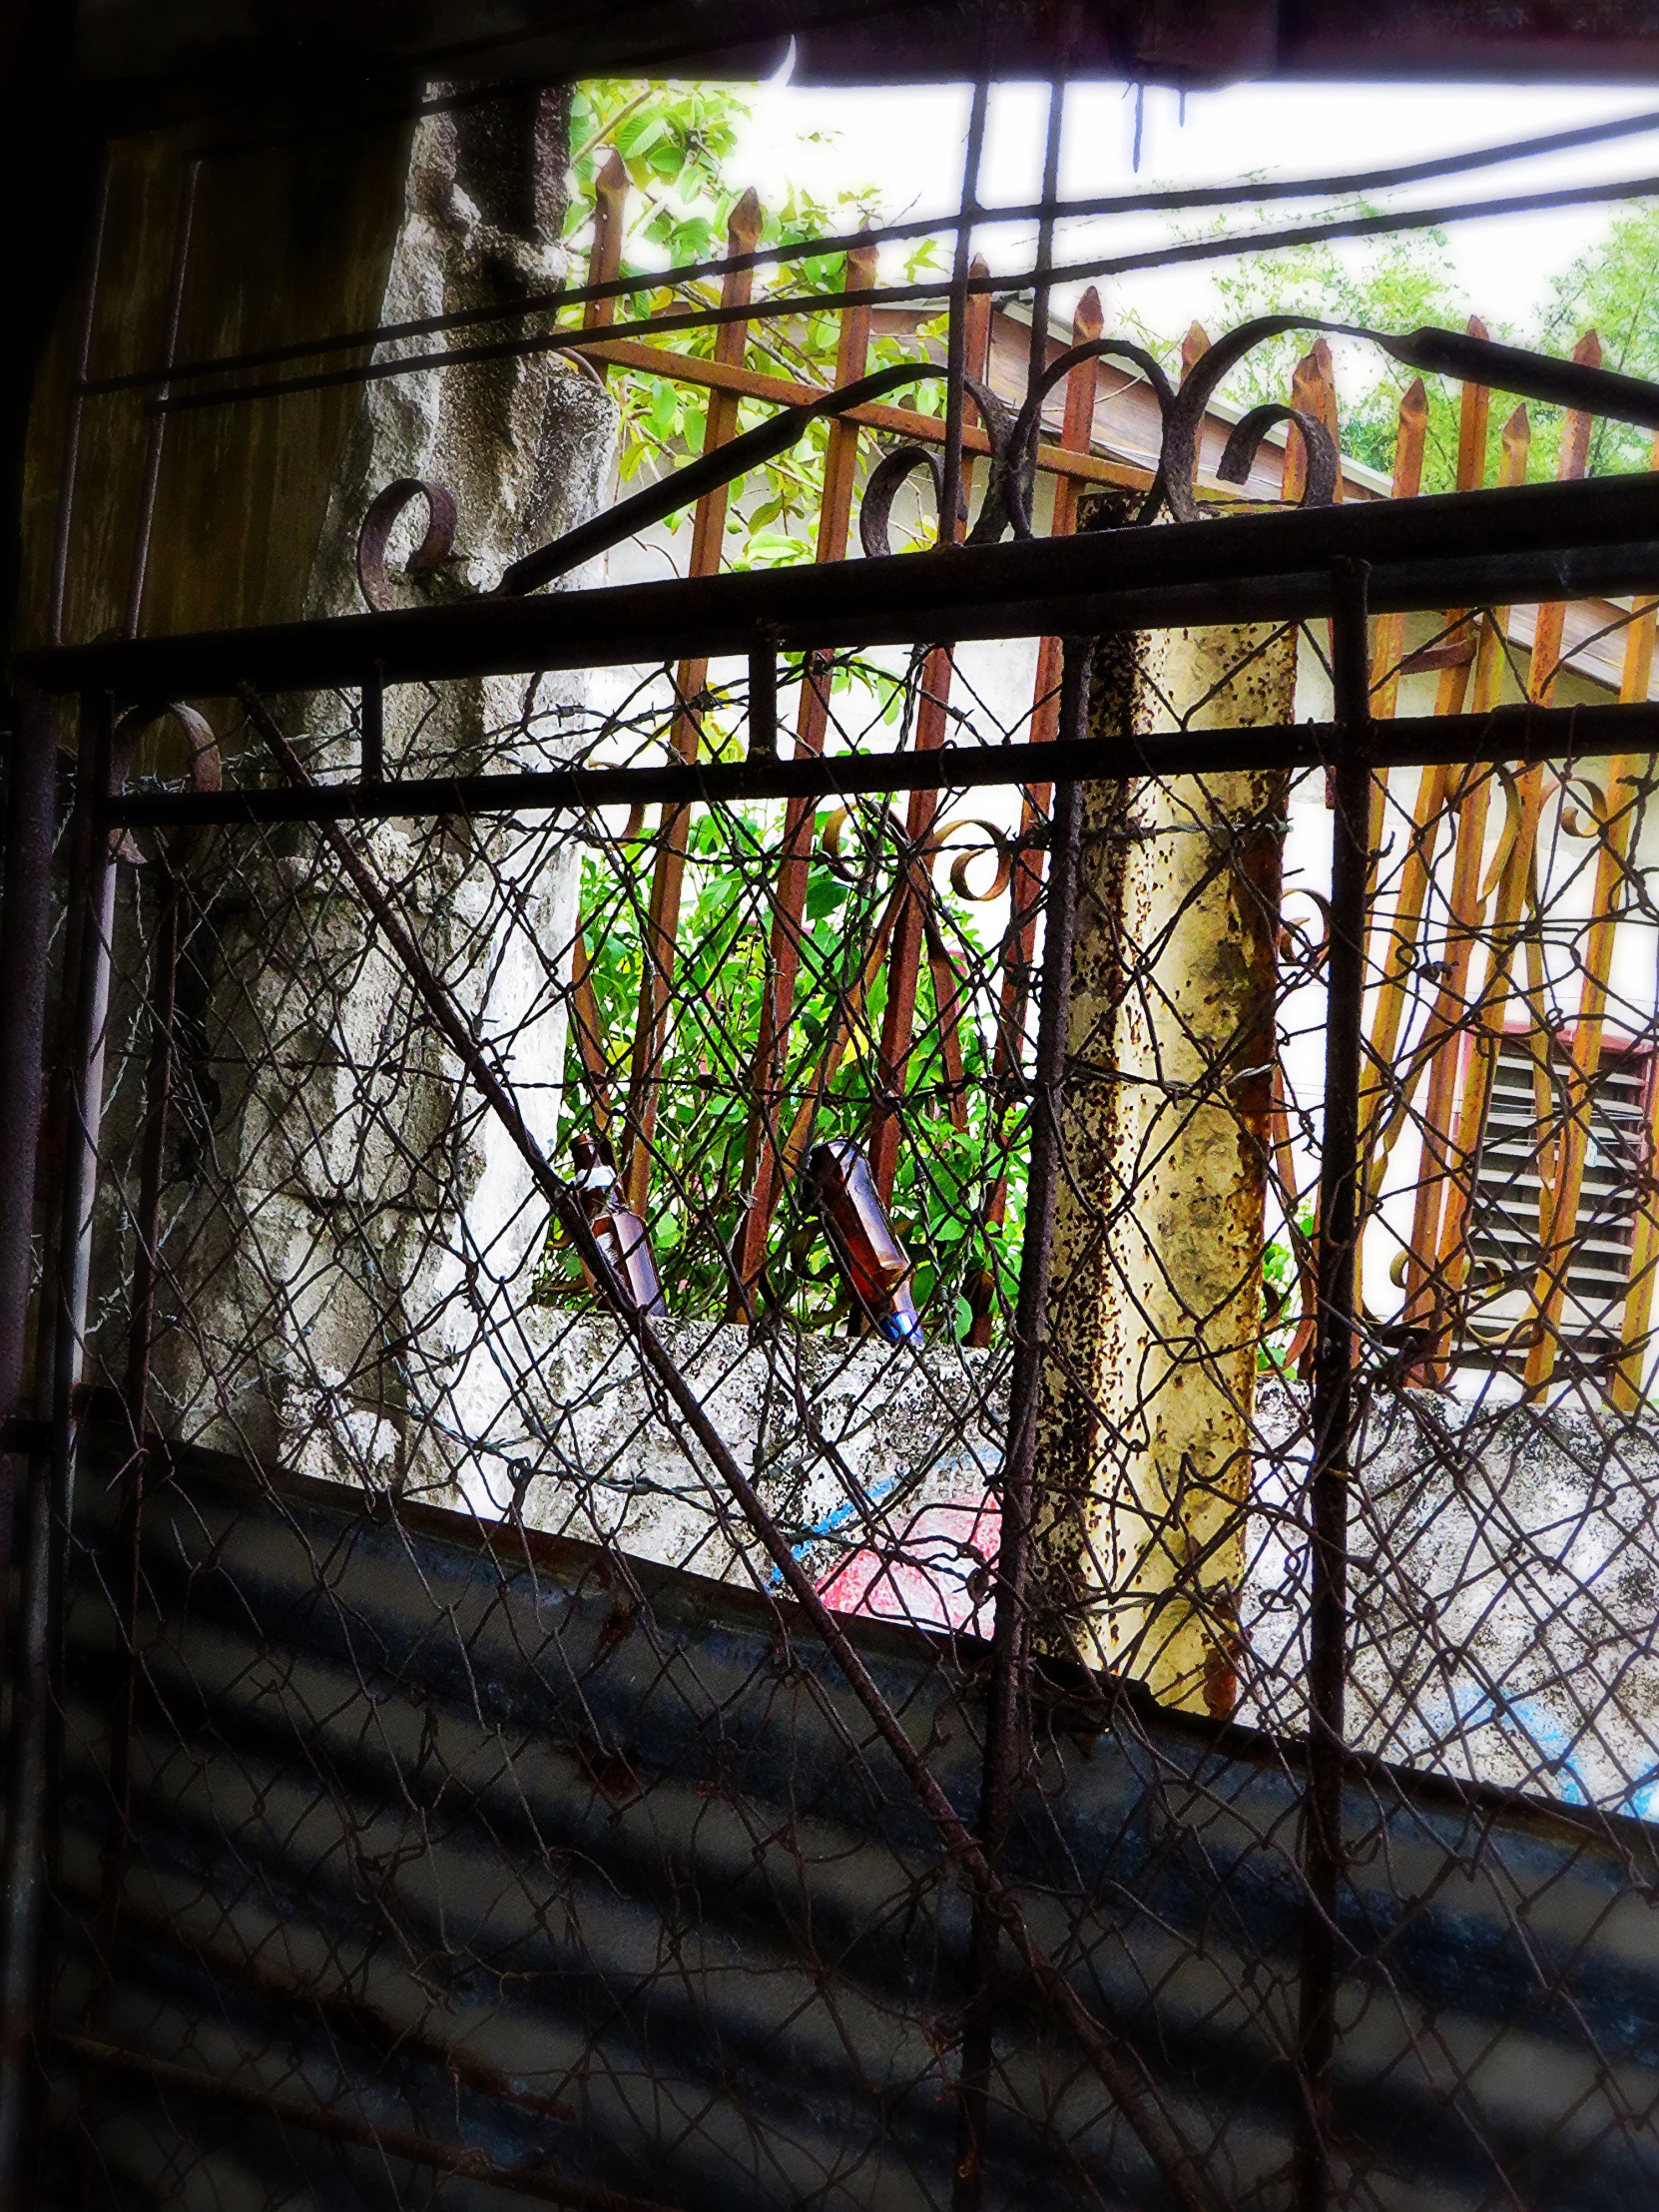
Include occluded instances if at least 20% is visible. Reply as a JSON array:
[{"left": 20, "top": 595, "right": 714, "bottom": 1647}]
[
  {"left": 13, "top": 93, "right": 1659, "bottom": 2212},
  {"left": 535, "top": 150, "right": 1659, "bottom": 1389},
  {"left": 5, "top": 390, "right": 1659, "bottom": 2209}
]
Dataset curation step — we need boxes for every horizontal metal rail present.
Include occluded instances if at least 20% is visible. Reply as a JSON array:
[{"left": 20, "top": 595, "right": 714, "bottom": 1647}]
[
  {"left": 83, "top": 105, "right": 1659, "bottom": 401},
  {"left": 141, "top": 174, "right": 1659, "bottom": 417},
  {"left": 23, "top": 473, "right": 1659, "bottom": 698},
  {"left": 102, "top": 700, "right": 1659, "bottom": 831}
]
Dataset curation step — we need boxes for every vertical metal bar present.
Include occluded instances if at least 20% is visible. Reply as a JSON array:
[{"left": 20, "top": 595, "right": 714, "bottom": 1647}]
[
  {"left": 48, "top": 152, "right": 111, "bottom": 646},
  {"left": 1296, "top": 561, "right": 1371, "bottom": 2212},
  {"left": 987, "top": 295, "right": 1103, "bottom": 1043},
  {"left": 965, "top": 83, "right": 1088, "bottom": 1303},
  {"left": 1024, "top": 56, "right": 1068, "bottom": 402},
  {"left": 728, "top": 237, "right": 877, "bottom": 1318},
  {"left": 0, "top": 689, "right": 61, "bottom": 2189},
  {"left": 1516, "top": 345, "right": 1619, "bottom": 1395},
  {"left": 104, "top": 869, "right": 181, "bottom": 1892},
  {"left": 867, "top": 280, "right": 999, "bottom": 1207},
  {"left": 1359, "top": 325, "right": 1491, "bottom": 1186},
  {"left": 69, "top": 855, "right": 181, "bottom": 2211},
  {"left": 1363, "top": 380, "right": 1428, "bottom": 735},
  {"left": 124, "top": 159, "right": 199, "bottom": 641},
  {"left": 938, "top": 14, "right": 993, "bottom": 550},
  {"left": 1614, "top": 943, "right": 1659, "bottom": 1407},
  {"left": 1397, "top": 757, "right": 1499, "bottom": 1370},
  {"left": 1536, "top": 697, "right": 1654, "bottom": 1388},
  {"left": 0, "top": 693, "right": 117, "bottom": 2209},
  {"left": 1428, "top": 763, "right": 1547, "bottom": 1366},
  {"left": 360, "top": 665, "right": 384, "bottom": 785},
  {"left": 560, "top": 149, "right": 635, "bottom": 1148},
  {"left": 584, "top": 149, "right": 631, "bottom": 334},
  {"left": 1343, "top": 378, "right": 1430, "bottom": 1325},
  {"left": 1398, "top": 404, "right": 1530, "bottom": 1376},
  {"left": 621, "top": 190, "right": 764, "bottom": 1214},
  {"left": 970, "top": 285, "right": 1102, "bottom": 1346},
  {"left": 568, "top": 928, "right": 615, "bottom": 1137},
  {"left": 1427, "top": 365, "right": 1592, "bottom": 1383},
  {"left": 952, "top": 639, "right": 1088, "bottom": 2212},
  {"left": 0, "top": 692, "right": 58, "bottom": 1613},
  {"left": 920, "top": 903, "right": 971, "bottom": 1135},
  {"left": 1357, "top": 380, "right": 1428, "bottom": 867},
  {"left": 867, "top": 649, "right": 954, "bottom": 1205},
  {"left": 1283, "top": 338, "right": 1343, "bottom": 507},
  {"left": 747, "top": 632, "right": 777, "bottom": 760}
]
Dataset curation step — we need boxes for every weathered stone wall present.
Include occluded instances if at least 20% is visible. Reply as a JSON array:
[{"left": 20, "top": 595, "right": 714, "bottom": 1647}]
[
  {"left": 439, "top": 1314, "right": 1003, "bottom": 1595},
  {"left": 33, "top": 93, "right": 617, "bottom": 1487},
  {"left": 175, "top": 95, "right": 615, "bottom": 1479},
  {"left": 1243, "top": 1381, "right": 1659, "bottom": 1817}
]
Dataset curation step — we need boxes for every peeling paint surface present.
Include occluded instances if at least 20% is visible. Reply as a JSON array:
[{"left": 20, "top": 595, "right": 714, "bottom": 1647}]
[{"left": 1037, "top": 622, "right": 1298, "bottom": 1713}]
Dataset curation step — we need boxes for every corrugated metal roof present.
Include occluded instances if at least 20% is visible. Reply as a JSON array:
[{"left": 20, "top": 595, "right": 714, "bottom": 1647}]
[{"left": 46, "top": 1431, "right": 1659, "bottom": 2209}]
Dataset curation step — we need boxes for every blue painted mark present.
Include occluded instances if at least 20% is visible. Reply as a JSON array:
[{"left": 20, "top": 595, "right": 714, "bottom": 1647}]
[
  {"left": 768, "top": 1438, "right": 1002, "bottom": 1590},
  {"left": 1412, "top": 1678, "right": 1659, "bottom": 1818}
]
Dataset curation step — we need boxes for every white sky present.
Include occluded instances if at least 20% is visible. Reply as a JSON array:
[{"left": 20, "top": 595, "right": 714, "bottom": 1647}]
[{"left": 730, "top": 75, "right": 1659, "bottom": 345}]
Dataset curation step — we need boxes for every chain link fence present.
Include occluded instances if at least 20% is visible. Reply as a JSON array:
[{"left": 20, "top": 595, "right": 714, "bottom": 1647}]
[{"left": 12, "top": 567, "right": 1659, "bottom": 2210}]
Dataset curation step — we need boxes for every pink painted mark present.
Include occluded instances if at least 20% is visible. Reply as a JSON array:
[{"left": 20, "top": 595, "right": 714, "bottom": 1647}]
[{"left": 819, "top": 1495, "right": 1001, "bottom": 1636}]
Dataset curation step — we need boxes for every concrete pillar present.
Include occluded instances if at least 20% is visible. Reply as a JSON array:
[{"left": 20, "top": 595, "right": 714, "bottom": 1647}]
[{"left": 1034, "top": 620, "right": 1297, "bottom": 1715}]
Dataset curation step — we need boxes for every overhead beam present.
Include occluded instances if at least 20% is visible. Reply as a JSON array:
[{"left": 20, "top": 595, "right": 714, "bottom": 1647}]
[{"left": 61, "top": 1, "right": 1659, "bottom": 100}]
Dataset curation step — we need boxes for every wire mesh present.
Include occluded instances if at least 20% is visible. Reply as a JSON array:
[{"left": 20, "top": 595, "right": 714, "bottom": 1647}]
[{"left": 27, "top": 597, "right": 1659, "bottom": 2210}]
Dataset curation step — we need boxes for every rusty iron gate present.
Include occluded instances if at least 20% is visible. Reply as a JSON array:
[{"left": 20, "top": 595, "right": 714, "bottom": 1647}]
[
  {"left": 5, "top": 320, "right": 1659, "bottom": 2211},
  {"left": 15, "top": 63, "right": 1659, "bottom": 2205}
]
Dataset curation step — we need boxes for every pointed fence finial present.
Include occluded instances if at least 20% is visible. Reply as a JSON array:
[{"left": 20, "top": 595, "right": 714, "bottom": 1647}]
[
  {"left": 1285, "top": 335, "right": 1341, "bottom": 504},
  {"left": 728, "top": 188, "right": 764, "bottom": 255}
]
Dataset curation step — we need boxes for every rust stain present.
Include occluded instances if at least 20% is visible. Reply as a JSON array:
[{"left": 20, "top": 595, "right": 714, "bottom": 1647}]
[{"left": 1034, "top": 618, "right": 1297, "bottom": 1716}]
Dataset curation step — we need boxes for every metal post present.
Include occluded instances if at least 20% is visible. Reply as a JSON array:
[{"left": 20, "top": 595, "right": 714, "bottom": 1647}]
[
  {"left": 748, "top": 632, "right": 777, "bottom": 760},
  {"left": 0, "top": 694, "right": 58, "bottom": 1600},
  {"left": 938, "top": 11, "right": 992, "bottom": 547},
  {"left": 361, "top": 665, "right": 384, "bottom": 785},
  {"left": 71, "top": 852, "right": 181, "bottom": 2208},
  {"left": 1024, "top": 26, "right": 1070, "bottom": 403},
  {"left": 1296, "top": 558, "right": 1371, "bottom": 2212},
  {"left": 105, "top": 871, "right": 182, "bottom": 1871},
  {"left": 953, "top": 639, "right": 1088, "bottom": 2212},
  {"left": 0, "top": 694, "right": 117, "bottom": 2207}
]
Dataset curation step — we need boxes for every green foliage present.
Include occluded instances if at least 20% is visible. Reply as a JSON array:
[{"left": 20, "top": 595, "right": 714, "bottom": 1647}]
[
  {"left": 1202, "top": 211, "right": 1478, "bottom": 491},
  {"left": 551, "top": 86, "right": 1014, "bottom": 1341},
  {"left": 548, "top": 801, "right": 1027, "bottom": 1341},
  {"left": 552, "top": 82, "right": 1659, "bottom": 1350},
  {"left": 1260, "top": 1206, "right": 1316, "bottom": 1374},
  {"left": 1535, "top": 201, "right": 1659, "bottom": 478},
  {"left": 566, "top": 80, "right": 1659, "bottom": 527},
  {"left": 564, "top": 79, "right": 945, "bottom": 549},
  {"left": 1192, "top": 194, "right": 1659, "bottom": 494}
]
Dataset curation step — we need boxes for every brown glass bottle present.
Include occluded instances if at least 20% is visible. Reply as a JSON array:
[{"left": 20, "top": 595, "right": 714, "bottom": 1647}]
[
  {"left": 571, "top": 1134, "right": 667, "bottom": 1318},
  {"left": 806, "top": 1137, "right": 922, "bottom": 1345}
]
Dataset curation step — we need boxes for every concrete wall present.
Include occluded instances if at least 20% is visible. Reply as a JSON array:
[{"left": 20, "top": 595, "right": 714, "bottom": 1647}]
[{"left": 30, "top": 95, "right": 618, "bottom": 1492}]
